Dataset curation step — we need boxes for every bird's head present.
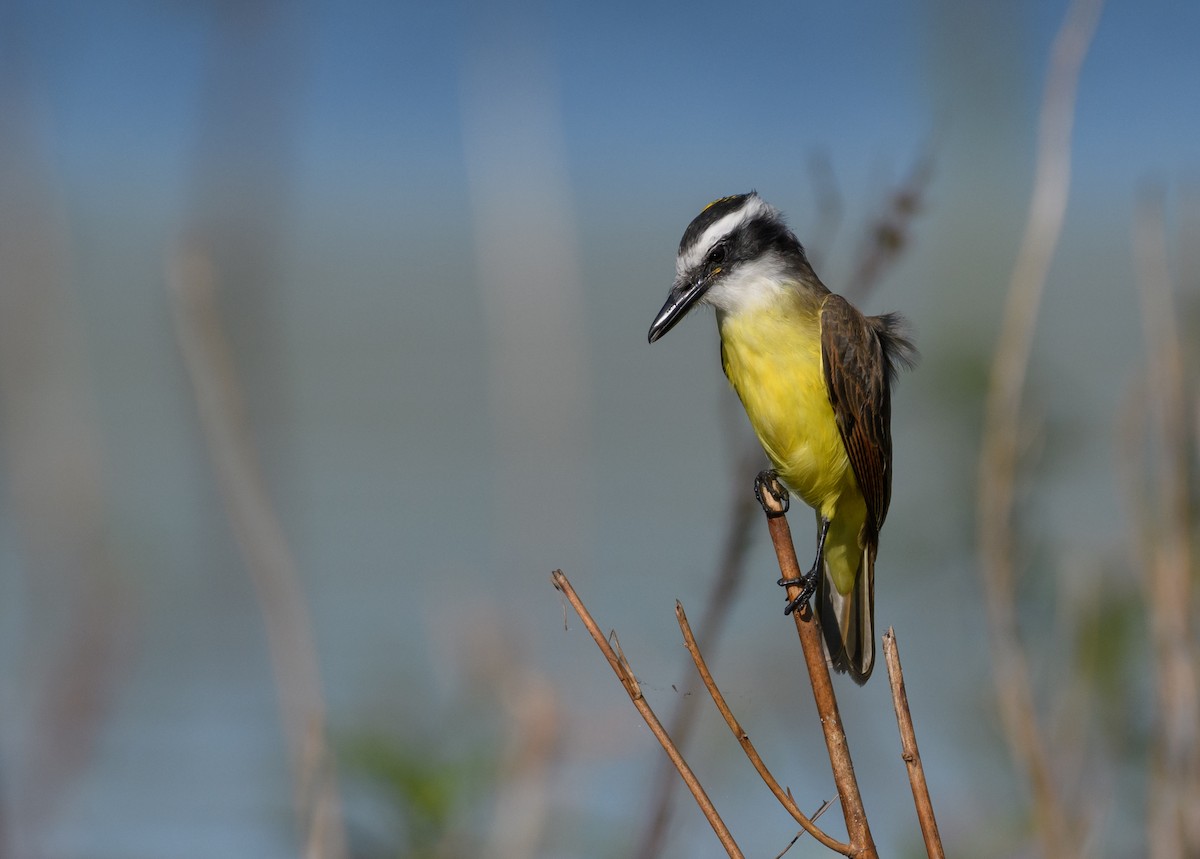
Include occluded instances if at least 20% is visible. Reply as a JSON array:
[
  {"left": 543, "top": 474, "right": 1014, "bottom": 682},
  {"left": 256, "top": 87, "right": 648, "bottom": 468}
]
[{"left": 648, "top": 192, "right": 814, "bottom": 343}]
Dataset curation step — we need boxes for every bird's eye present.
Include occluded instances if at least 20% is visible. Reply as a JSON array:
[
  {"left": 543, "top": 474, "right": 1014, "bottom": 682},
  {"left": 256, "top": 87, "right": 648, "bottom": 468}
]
[{"left": 706, "top": 243, "right": 728, "bottom": 266}]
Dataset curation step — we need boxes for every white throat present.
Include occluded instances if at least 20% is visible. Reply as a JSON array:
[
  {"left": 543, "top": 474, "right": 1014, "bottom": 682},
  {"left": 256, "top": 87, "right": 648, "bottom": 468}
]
[{"left": 700, "top": 253, "right": 795, "bottom": 316}]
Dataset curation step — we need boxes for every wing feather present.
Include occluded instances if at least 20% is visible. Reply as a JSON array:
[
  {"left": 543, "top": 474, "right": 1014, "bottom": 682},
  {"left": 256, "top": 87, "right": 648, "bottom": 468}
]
[{"left": 819, "top": 295, "right": 897, "bottom": 531}]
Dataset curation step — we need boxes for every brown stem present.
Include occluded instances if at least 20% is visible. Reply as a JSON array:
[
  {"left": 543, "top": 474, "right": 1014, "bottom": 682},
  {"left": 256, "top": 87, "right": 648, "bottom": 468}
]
[
  {"left": 882, "top": 629, "right": 945, "bottom": 859},
  {"left": 676, "top": 601, "right": 852, "bottom": 854},
  {"left": 551, "top": 570, "right": 744, "bottom": 858},
  {"left": 758, "top": 493, "right": 877, "bottom": 858}
]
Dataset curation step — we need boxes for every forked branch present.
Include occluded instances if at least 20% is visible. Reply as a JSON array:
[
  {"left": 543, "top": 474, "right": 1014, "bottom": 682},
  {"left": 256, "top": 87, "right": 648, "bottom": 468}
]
[
  {"left": 550, "top": 570, "right": 744, "bottom": 858},
  {"left": 557, "top": 477, "right": 945, "bottom": 857},
  {"left": 676, "top": 601, "right": 852, "bottom": 854}
]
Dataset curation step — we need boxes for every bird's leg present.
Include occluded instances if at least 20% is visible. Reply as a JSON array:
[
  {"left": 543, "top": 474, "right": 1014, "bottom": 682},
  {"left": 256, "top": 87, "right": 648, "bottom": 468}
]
[
  {"left": 778, "top": 517, "right": 830, "bottom": 615},
  {"left": 753, "top": 469, "right": 789, "bottom": 515}
]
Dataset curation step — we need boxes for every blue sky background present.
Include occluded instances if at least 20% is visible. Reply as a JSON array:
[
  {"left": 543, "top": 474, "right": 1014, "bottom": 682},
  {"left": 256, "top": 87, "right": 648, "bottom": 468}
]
[
  {"left": 2, "top": 1, "right": 1199, "bottom": 857},
  {"left": 27, "top": 1, "right": 1200, "bottom": 213}
]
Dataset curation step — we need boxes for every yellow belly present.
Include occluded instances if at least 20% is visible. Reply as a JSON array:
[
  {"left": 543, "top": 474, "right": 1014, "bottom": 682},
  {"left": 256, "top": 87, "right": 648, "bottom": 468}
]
[{"left": 718, "top": 300, "right": 866, "bottom": 593}]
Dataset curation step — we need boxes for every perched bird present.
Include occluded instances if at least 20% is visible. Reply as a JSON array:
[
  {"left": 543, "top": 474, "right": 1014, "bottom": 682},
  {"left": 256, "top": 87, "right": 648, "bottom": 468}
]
[{"left": 648, "top": 192, "right": 915, "bottom": 683}]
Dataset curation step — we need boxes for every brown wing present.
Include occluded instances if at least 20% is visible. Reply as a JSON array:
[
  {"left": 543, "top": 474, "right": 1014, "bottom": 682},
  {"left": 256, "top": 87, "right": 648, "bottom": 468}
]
[{"left": 820, "top": 294, "right": 894, "bottom": 531}]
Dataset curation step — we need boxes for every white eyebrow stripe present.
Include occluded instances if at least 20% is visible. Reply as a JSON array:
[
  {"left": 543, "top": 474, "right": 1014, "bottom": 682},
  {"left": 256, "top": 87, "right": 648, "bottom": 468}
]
[{"left": 676, "top": 195, "right": 772, "bottom": 277}]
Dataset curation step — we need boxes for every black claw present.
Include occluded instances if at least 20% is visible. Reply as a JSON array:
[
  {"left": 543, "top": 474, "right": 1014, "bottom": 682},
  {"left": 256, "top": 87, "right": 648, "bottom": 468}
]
[
  {"left": 777, "top": 517, "right": 830, "bottom": 615},
  {"left": 753, "top": 470, "right": 789, "bottom": 516},
  {"left": 779, "top": 570, "right": 818, "bottom": 615}
]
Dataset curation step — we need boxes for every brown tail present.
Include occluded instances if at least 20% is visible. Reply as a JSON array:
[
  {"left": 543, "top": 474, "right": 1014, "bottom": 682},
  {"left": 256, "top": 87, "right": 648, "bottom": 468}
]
[{"left": 817, "top": 541, "right": 876, "bottom": 684}]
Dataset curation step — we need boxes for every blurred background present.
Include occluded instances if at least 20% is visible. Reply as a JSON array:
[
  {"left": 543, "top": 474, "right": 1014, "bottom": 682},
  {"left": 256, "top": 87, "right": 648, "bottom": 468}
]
[{"left": 1, "top": 0, "right": 1198, "bottom": 857}]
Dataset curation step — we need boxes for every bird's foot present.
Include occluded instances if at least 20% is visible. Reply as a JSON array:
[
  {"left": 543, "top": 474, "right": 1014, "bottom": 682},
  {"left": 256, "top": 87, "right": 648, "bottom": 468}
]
[
  {"left": 778, "top": 567, "right": 818, "bottom": 615},
  {"left": 753, "top": 470, "right": 789, "bottom": 516}
]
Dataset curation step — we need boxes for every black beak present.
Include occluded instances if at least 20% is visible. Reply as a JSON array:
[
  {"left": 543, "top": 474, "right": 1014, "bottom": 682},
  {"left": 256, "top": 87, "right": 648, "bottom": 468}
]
[{"left": 647, "top": 276, "right": 709, "bottom": 343}]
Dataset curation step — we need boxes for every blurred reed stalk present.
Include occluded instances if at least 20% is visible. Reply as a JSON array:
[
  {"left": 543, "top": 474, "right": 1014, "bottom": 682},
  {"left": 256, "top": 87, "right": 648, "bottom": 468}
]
[
  {"left": 975, "top": 0, "right": 1104, "bottom": 855},
  {"left": 0, "top": 31, "right": 130, "bottom": 855},
  {"left": 472, "top": 619, "right": 561, "bottom": 859},
  {"left": 172, "top": 4, "right": 341, "bottom": 853},
  {"left": 460, "top": 0, "right": 593, "bottom": 581},
  {"left": 1129, "top": 187, "right": 1200, "bottom": 859},
  {"left": 170, "top": 246, "right": 346, "bottom": 859}
]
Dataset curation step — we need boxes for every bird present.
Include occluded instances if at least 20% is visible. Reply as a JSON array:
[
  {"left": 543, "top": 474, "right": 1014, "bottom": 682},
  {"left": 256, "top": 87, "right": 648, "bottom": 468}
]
[{"left": 647, "top": 192, "right": 915, "bottom": 683}]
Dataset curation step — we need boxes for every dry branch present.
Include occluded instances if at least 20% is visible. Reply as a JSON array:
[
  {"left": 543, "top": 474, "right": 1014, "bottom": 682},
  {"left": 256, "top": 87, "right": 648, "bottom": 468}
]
[
  {"left": 551, "top": 570, "right": 744, "bottom": 858},
  {"left": 676, "top": 601, "right": 852, "bottom": 854},
  {"left": 882, "top": 629, "right": 944, "bottom": 859},
  {"left": 757, "top": 484, "right": 877, "bottom": 858}
]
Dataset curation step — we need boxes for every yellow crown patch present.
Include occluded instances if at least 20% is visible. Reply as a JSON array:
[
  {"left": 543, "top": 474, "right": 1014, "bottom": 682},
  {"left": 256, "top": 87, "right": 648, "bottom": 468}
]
[{"left": 702, "top": 194, "right": 741, "bottom": 212}]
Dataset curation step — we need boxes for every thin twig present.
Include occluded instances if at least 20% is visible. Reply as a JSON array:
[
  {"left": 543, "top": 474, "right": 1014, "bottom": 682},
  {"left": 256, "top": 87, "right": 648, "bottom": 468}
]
[
  {"left": 775, "top": 799, "right": 837, "bottom": 859},
  {"left": 676, "top": 601, "right": 852, "bottom": 854},
  {"left": 551, "top": 570, "right": 744, "bottom": 858},
  {"left": 882, "top": 628, "right": 944, "bottom": 859},
  {"left": 975, "top": 0, "right": 1103, "bottom": 855},
  {"left": 757, "top": 487, "right": 877, "bottom": 858}
]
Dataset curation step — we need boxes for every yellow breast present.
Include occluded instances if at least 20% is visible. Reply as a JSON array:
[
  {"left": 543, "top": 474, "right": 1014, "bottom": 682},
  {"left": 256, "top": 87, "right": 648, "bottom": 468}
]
[{"left": 717, "top": 297, "right": 855, "bottom": 519}]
